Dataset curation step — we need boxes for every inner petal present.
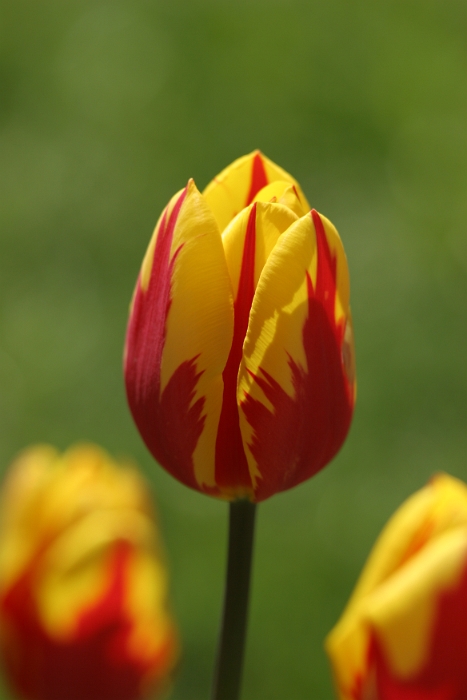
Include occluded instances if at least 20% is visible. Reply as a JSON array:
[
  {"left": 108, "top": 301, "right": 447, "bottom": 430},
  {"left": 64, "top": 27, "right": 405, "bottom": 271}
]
[
  {"left": 214, "top": 202, "right": 298, "bottom": 498},
  {"left": 222, "top": 201, "right": 298, "bottom": 300},
  {"left": 252, "top": 180, "right": 308, "bottom": 218},
  {"left": 202, "top": 150, "right": 309, "bottom": 234}
]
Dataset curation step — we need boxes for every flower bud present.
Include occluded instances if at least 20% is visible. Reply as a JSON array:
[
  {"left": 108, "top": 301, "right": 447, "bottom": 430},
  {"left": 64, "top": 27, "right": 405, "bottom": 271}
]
[
  {"left": 0, "top": 444, "right": 178, "bottom": 700},
  {"left": 326, "top": 473, "right": 467, "bottom": 700},
  {"left": 125, "top": 151, "right": 356, "bottom": 502}
]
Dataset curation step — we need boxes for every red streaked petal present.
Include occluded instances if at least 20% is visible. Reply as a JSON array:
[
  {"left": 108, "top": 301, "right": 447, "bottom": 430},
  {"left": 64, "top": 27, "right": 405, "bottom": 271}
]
[
  {"left": 214, "top": 201, "right": 299, "bottom": 499},
  {"left": 125, "top": 181, "right": 233, "bottom": 495},
  {"left": 214, "top": 206, "right": 257, "bottom": 498},
  {"left": 238, "top": 209, "right": 355, "bottom": 501},
  {"left": 125, "top": 187, "right": 185, "bottom": 401},
  {"left": 125, "top": 188, "right": 200, "bottom": 489},
  {"left": 363, "top": 553, "right": 467, "bottom": 700},
  {"left": 252, "top": 181, "right": 307, "bottom": 218},
  {"left": 245, "top": 152, "right": 268, "bottom": 205},
  {"left": 203, "top": 150, "right": 310, "bottom": 234},
  {"left": 221, "top": 200, "right": 298, "bottom": 301},
  {"left": 0, "top": 542, "right": 176, "bottom": 700}
]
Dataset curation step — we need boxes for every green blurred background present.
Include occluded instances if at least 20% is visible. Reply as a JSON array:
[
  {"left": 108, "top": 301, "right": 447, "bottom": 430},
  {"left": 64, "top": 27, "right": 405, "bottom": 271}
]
[{"left": 0, "top": 0, "right": 466, "bottom": 698}]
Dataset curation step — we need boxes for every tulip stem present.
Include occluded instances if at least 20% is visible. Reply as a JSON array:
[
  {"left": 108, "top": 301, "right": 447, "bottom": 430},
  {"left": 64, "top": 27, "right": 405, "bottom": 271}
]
[{"left": 211, "top": 499, "right": 257, "bottom": 700}]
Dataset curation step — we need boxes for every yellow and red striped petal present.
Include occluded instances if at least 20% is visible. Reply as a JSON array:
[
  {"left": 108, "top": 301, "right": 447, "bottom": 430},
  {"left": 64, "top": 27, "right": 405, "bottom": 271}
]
[
  {"left": 213, "top": 201, "right": 299, "bottom": 499},
  {"left": 203, "top": 150, "right": 310, "bottom": 234},
  {"left": 363, "top": 546, "right": 467, "bottom": 700},
  {"left": 125, "top": 180, "right": 234, "bottom": 496},
  {"left": 238, "top": 210, "right": 355, "bottom": 501},
  {"left": 366, "top": 528, "right": 467, "bottom": 679},
  {"left": 252, "top": 181, "right": 308, "bottom": 218}
]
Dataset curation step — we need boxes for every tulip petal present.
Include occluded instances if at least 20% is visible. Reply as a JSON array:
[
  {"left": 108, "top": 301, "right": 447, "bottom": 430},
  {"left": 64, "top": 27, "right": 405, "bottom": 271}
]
[
  {"left": 125, "top": 180, "right": 234, "bottom": 495},
  {"left": 221, "top": 201, "right": 299, "bottom": 301},
  {"left": 252, "top": 181, "right": 308, "bottom": 218},
  {"left": 203, "top": 150, "right": 310, "bottom": 233},
  {"left": 367, "top": 546, "right": 467, "bottom": 699},
  {"left": 238, "top": 209, "right": 355, "bottom": 501},
  {"left": 36, "top": 509, "right": 158, "bottom": 635},
  {"left": 366, "top": 529, "right": 467, "bottom": 679},
  {"left": 213, "top": 201, "right": 298, "bottom": 499}
]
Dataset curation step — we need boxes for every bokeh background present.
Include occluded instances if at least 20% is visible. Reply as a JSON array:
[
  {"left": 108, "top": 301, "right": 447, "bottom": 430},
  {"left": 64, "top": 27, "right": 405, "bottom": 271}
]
[{"left": 0, "top": 0, "right": 466, "bottom": 698}]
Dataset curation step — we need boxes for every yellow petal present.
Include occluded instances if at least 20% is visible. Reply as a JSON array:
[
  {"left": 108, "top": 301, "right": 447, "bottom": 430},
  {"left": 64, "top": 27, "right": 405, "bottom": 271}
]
[
  {"left": 125, "top": 180, "right": 234, "bottom": 495},
  {"left": 238, "top": 210, "right": 355, "bottom": 501},
  {"left": 222, "top": 201, "right": 299, "bottom": 300},
  {"left": 252, "top": 181, "right": 307, "bottom": 218},
  {"left": 367, "top": 528, "right": 467, "bottom": 677},
  {"left": 203, "top": 150, "right": 310, "bottom": 234},
  {"left": 37, "top": 508, "right": 160, "bottom": 637},
  {"left": 212, "top": 201, "right": 298, "bottom": 499}
]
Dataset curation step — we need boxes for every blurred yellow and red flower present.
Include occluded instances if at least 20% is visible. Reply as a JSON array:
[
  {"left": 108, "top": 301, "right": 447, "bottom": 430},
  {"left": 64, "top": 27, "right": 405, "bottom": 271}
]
[
  {"left": 124, "top": 151, "right": 356, "bottom": 502},
  {"left": 326, "top": 473, "right": 467, "bottom": 700},
  {"left": 0, "top": 444, "right": 178, "bottom": 700}
]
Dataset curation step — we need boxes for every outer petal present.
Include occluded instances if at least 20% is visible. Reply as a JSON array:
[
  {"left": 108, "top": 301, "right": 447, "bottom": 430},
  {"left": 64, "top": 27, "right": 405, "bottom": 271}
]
[
  {"left": 238, "top": 210, "right": 355, "bottom": 501},
  {"left": 222, "top": 201, "right": 299, "bottom": 300},
  {"left": 367, "top": 530, "right": 467, "bottom": 680},
  {"left": 124, "top": 180, "right": 234, "bottom": 496},
  {"left": 213, "top": 201, "right": 298, "bottom": 499},
  {"left": 203, "top": 150, "right": 310, "bottom": 234},
  {"left": 367, "top": 550, "right": 467, "bottom": 700}
]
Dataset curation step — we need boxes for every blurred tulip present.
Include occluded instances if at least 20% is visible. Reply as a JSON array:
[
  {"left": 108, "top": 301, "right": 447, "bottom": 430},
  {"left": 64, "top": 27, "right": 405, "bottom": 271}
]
[
  {"left": 124, "top": 150, "right": 356, "bottom": 502},
  {"left": 326, "top": 473, "right": 467, "bottom": 700},
  {"left": 0, "top": 444, "right": 178, "bottom": 700}
]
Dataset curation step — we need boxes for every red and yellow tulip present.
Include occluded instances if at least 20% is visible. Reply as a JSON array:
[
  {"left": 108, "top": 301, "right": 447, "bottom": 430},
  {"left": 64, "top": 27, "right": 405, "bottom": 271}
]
[
  {"left": 326, "top": 473, "right": 467, "bottom": 700},
  {"left": 0, "top": 444, "right": 178, "bottom": 700},
  {"left": 124, "top": 151, "right": 356, "bottom": 502}
]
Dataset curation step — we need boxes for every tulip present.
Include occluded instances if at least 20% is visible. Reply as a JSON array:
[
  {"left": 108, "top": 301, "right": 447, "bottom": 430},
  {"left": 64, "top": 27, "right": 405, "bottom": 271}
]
[
  {"left": 0, "top": 444, "right": 178, "bottom": 700},
  {"left": 124, "top": 150, "right": 356, "bottom": 502},
  {"left": 326, "top": 473, "right": 467, "bottom": 700}
]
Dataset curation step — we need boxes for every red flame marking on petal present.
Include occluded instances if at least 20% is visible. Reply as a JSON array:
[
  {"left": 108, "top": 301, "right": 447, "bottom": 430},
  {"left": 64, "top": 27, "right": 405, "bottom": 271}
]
[
  {"left": 312, "top": 209, "right": 339, "bottom": 320},
  {"left": 124, "top": 188, "right": 206, "bottom": 491},
  {"left": 245, "top": 153, "right": 268, "bottom": 206},
  {"left": 356, "top": 555, "right": 467, "bottom": 700},
  {"left": 0, "top": 542, "right": 175, "bottom": 700},
  {"left": 241, "top": 210, "right": 354, "bottom": 502},
  {"left": 214, "top": 205, "right": 257, "bottom": 493}
]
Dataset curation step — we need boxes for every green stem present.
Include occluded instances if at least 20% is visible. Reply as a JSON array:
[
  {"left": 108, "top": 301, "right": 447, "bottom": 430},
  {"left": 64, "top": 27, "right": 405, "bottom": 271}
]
[{"left": 210, "top": 499, "right": 257, "bottom": 700}]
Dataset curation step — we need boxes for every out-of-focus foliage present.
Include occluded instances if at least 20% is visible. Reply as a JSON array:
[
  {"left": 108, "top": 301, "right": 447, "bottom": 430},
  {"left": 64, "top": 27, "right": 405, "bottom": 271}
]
[{"left": 0, "top": 1, "right": 465, "bottom": 698}]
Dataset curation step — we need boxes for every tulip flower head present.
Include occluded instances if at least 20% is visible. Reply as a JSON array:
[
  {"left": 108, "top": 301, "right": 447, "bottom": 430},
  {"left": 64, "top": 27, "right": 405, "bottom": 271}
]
[
  {"left": 125, "top": 151, "right": 356, "bottom": 502},
  {"left": 326, "top": 473, "right": 467, "bottom": 700},
  {"left": 0, "top": 444, "right": 178, "bottom": 700}
]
